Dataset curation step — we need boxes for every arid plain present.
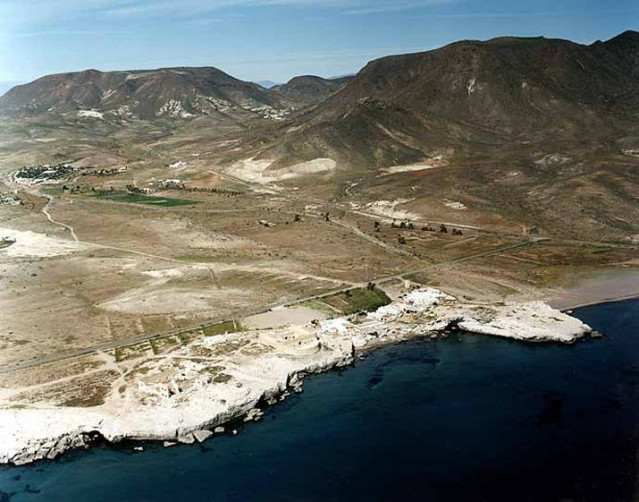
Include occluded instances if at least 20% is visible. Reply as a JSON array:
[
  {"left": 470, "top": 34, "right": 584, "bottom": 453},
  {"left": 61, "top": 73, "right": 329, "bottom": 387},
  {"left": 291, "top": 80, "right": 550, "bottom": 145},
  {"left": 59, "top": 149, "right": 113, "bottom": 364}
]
[
  {"left": 1, "top": 111, "right": 637, "bottom": 386},
  {"left": 1, "top": 33, "right": 639, "bottom": 463}
]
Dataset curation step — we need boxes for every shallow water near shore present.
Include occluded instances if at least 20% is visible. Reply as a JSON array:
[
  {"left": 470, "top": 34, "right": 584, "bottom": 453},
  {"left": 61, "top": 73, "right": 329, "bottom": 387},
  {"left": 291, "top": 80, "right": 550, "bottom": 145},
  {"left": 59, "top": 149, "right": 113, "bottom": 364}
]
[{"left": 1, "top": 298, "right": 639, "bottom": 501}]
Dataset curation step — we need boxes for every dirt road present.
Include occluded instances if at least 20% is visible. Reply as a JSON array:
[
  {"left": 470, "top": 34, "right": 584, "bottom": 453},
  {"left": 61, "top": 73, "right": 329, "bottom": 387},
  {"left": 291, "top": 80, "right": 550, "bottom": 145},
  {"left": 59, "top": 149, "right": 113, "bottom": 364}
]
[{"left": 0, "top": 239, "right": 534, "bottom": 374}]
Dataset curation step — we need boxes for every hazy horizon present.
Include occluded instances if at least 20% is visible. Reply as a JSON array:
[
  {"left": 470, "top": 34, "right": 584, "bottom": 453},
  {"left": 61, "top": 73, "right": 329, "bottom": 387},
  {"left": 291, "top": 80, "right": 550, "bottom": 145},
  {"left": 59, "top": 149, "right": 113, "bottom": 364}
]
[{"left": 1, "top": 0, "right": 638, "bottom": 86}]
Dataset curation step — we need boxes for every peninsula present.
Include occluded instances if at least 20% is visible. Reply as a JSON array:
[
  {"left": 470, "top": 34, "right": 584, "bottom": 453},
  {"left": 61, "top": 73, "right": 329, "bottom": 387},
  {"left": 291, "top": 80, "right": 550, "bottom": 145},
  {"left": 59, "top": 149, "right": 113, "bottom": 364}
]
[{"left": 0, "top": 288, "right": 592, "bottom": 466}]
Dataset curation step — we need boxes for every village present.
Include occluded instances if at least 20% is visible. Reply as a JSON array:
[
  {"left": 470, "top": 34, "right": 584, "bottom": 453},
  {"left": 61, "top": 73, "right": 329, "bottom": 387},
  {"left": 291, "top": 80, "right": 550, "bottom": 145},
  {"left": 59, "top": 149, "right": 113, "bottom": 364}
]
[{"left": 14, "top": 163, "right": 74, "bottom": 182}]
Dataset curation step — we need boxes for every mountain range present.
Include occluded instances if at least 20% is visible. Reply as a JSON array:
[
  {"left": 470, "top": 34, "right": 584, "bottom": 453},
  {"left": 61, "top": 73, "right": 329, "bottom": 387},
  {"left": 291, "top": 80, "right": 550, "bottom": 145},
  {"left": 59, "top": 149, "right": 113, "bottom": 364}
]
[
  {"left": 4, "top": 30, "right": 638, "bottom": 146},
  {"left": 1, "top": 31, "right": 638, "bottom": 240},
  {"left": 270, "top": 75, "right": 353, "bottom": 107},
  {"left": 0, "top": 69, "right": 350, "bottom": 121},
  {"left": 258, "top": 30, "right": 639, "bottom": 168},
  {"left": 0, "top": 67, "right": 288, "bottom": 120}
]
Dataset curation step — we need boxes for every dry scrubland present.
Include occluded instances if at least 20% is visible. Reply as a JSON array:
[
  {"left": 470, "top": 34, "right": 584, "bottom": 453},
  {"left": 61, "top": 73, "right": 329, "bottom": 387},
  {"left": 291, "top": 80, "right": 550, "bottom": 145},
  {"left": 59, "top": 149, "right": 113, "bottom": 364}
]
[
  {"left": 0, "top": 33, "right": 638, "bottom": 465},
  {"left": 0, "top": 110, "right": 638, "bottom": 417}
]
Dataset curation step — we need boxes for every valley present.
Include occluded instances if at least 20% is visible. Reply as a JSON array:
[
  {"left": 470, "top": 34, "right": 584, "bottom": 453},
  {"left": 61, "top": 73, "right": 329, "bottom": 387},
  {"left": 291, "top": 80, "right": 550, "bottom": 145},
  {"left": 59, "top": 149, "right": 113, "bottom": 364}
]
[{"left": 0, "top": 31, "right": 638, "bottom": 466}]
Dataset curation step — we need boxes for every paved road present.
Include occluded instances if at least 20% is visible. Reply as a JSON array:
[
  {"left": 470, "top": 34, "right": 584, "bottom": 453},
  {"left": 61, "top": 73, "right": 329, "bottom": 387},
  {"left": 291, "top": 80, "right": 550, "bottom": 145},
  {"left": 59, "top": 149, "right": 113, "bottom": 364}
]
[{"left": 0, "top": 238, "right": 534, "bottom": 374}]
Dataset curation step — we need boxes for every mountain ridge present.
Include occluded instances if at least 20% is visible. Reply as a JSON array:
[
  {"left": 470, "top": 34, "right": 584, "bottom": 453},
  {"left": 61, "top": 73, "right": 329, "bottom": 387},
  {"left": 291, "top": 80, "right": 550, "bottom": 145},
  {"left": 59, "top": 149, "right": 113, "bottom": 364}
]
[
  {"left": 256, "top": 31, "right": 639, "bottom": 169},
  {"left": 0, "top": 66, "right": 289, "bottom": 120},
  {"left": 270, "top": 75, "right": 353, "bottom": 107}
]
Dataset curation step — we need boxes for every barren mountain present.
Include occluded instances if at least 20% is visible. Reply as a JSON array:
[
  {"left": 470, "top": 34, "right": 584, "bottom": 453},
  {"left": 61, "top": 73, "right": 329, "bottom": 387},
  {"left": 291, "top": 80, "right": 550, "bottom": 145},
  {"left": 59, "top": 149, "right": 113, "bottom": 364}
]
[
  {"left": 1, "top": 32, "right": 638, "bottom": 242},
  {"left": 235, "top": 32, "right": 639, "bottom": 242},
  {"left": 0, "top": 67, "right": 289, "bottom": 120},
  {"left": 270, "top": 75, "right": 353, "bottom": 108},
  {"left": 261, "top": 31, "right": 639, "bottom": 169}
]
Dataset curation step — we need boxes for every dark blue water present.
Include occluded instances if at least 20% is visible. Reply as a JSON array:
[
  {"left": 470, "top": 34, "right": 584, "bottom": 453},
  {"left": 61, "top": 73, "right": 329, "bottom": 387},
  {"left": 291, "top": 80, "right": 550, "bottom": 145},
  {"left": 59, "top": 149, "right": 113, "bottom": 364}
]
[{"left": 1, "top": 299, "right": 638, "bottom": 501}]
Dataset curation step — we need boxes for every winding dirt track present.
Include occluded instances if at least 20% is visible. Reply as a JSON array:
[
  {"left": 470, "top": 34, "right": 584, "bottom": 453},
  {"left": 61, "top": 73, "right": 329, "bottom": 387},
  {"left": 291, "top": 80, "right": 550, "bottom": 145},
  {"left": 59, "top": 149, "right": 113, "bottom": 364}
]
[{"left": 41, "top": 194, "right": 79, "bottom": 242}]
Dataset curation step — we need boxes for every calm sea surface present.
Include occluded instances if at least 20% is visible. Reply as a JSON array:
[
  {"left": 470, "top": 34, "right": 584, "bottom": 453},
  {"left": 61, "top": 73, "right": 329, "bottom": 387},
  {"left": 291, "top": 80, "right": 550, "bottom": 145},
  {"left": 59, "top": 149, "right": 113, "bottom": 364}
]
[{"left": 1, "top": 298, "right": 638, "bottom": 501}]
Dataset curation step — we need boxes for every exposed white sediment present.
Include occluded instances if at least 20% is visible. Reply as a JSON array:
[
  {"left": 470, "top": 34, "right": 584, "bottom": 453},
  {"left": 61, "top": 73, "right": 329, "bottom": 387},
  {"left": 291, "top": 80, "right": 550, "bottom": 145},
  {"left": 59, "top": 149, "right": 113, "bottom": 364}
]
[
  {"left": 0, "top": 288, "right": 592, "bottom": 466},
  {"left": 456, "top": 301, "right": 592, "bottom": 343},
  {"left": 0, "top": 227, "right": 91, "bottom": 258}
]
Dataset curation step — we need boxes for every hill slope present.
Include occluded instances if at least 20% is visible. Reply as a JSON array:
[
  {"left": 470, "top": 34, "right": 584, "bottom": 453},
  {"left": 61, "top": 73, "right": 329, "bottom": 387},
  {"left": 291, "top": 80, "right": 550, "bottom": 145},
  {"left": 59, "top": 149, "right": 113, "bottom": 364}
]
[
  {"left": 270, "top": 75, "right": 353, "bottom": 108},
  {"left": 261, "top": 32, "right": 639, "bottom": 169},
  {"left": 0, "top": 67, "right": 290, "bottom": 120}
]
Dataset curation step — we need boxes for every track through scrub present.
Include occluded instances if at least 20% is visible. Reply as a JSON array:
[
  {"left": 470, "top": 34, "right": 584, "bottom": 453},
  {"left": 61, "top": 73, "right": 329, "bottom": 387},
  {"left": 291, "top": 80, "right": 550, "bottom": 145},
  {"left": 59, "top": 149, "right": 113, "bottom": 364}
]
[{"left": 0, "top": 239, "right": 535, "bottom": 375}]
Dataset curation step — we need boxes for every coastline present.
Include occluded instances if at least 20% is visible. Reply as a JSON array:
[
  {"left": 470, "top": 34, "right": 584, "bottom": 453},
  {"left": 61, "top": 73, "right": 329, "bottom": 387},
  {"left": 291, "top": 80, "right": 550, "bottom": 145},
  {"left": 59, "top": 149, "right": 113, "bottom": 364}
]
[
  {"left": 3, "top": 297, "right": 636, "bottom": 502},
  {"left": 546, "top": 268, "right": 639, "bottom": 311},
  {"left": 559, "top": 293, "right": 639, "bottom": 312},
  {"left": 0, "top": 287, "right": 593, "bottom": 467}
]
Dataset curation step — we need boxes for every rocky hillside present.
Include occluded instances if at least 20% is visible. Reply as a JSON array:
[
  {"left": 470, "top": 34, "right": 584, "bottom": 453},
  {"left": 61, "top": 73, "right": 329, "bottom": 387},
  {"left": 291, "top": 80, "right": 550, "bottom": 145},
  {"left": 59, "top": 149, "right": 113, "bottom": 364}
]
[
  {"left": 270, "top": 75, "right": 353, "bottom": 108},
  {"left": 0, "top": 67, "right": 290, "bottom": 120},
  {"left": 261, "top": 31, "right": 639, "bottom": 168}
]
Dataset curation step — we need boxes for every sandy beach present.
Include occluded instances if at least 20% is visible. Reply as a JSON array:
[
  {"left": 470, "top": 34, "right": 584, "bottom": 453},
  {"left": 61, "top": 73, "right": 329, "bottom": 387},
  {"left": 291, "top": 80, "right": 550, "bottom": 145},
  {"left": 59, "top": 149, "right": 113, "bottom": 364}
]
[{"left": 547, "top": 268, "right": 639, "bottom": 310}]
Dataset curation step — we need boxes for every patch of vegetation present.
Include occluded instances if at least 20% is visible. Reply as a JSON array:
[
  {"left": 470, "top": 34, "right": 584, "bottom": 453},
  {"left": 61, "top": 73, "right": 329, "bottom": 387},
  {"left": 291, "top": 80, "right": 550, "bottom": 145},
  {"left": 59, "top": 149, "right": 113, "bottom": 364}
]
[
  {"left": 202, "top": 320, "right": 243, "bottom": 337},
  {"left": 87, "top": 305, "right": 104, "bottom": 317},
  {"left": 115, "top": 341, "right": 153, "bottom": 362},
  {"left": 91, "top": 190, "right": 198, "bottom": 207},
  {"left": 588, "top": 247, "right": 614, "bottom": 255},
  {"left": 299, "top": 299, "right": 340, "bottom": 317},
  {"left": 403, "top": 272, "right": 438, "bottom": 287},
  {"left": 0, "top": 238, "right": 15, "bottom": 250},
  {"left": 176, "top": 254, "right": 229, "bottom": 263},
  {"left": 212, "top": 373, "right": 233, "bottom": 383},
  {"left": 150, "top": 335, "right": 182, "bottom": 355},
  {"left": 177, "top": 331, "right": 200, "bottom": 345},
  {"left": 126, "top": 366, "right": 152, "bottom": 381},
  {"left": 41, "top": 187, "right": 64, "bottom": 195},
  {"left": 60, "top": 383, "right": 111, "bottom": 407},
  {"left": 322, "top": 286, "right": 391, "bottom": 315}
]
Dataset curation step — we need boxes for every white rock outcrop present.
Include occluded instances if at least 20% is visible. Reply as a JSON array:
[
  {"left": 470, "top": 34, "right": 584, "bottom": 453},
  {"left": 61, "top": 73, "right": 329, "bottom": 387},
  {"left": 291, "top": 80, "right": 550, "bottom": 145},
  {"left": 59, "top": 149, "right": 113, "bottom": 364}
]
[
  {"left": 0, "top": 288, "right": 592, "bottom": 465},
  {"left": 457, "top": 301, "right": 592, "bottom": 343}
]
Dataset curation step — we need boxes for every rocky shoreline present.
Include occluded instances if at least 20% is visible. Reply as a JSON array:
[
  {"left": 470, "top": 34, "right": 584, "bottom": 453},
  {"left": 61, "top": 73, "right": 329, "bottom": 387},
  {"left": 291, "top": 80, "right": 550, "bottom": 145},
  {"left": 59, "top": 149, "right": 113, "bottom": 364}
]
[{"left": 0, "top": 288, "right": 593, "bottom": 466}]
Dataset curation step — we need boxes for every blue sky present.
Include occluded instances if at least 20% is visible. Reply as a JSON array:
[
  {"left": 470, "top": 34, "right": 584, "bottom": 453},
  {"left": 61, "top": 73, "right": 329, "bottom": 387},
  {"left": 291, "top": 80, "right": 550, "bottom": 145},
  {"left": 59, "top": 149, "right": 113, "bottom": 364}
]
[{"left": 1, "top": 0, "right": 638, "bottom": 86}]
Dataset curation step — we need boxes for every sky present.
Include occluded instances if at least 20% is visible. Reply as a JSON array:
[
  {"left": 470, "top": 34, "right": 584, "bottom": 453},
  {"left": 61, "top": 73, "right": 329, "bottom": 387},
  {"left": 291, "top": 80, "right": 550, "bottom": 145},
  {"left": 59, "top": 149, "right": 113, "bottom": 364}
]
[{"left": 1, "top": 0, "right": 638, "bottom": 87}]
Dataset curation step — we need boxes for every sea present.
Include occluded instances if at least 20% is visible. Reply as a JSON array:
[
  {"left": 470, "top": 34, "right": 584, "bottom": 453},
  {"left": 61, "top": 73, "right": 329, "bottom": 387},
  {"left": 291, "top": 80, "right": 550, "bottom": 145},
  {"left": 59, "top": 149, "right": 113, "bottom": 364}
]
[{"left": 1, "top": 298, "right": 638, "bottom": 501}]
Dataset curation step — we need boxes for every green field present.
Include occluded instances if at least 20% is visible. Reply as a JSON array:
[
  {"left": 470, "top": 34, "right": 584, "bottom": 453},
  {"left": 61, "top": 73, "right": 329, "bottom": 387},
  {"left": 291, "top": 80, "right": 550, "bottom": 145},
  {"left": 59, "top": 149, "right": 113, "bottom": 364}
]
[
  {"left": 93, "top": 190, "right": 198, "bottom": 207},
  {"left": 299, "top": 299, "right": 340, "bottom": 317},
  {"left": 202, "top": 320, "right": 243, "bottom": 336},
  {"left": 322, "top": 287, "right": 391, "bottom": 315}
]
